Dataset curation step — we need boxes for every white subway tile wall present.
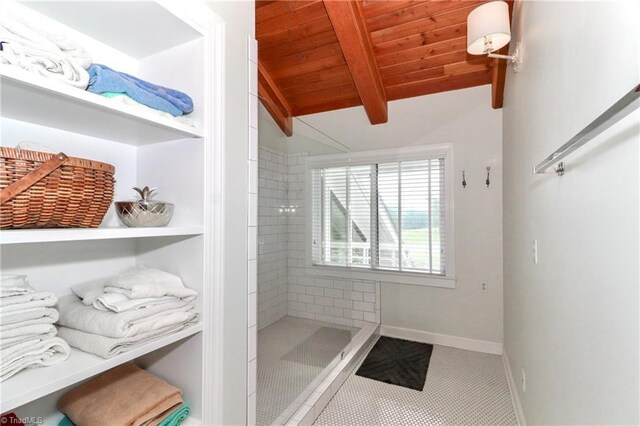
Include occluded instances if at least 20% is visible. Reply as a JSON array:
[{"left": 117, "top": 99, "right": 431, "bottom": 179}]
[
  {"left": 248, "top": 36, "right": 259, "bottom": 426},
  {"left": 284, "top": 152, "right": 381, "bottom": 328},
  {"left": 258, "top": 147, "right": 288, "bottom": 330},
  {"left": 257, "top": 148, "right": 381, "bottom": 329}
]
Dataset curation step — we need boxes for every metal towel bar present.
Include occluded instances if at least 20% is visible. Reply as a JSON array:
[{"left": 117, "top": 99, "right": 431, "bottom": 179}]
[{"left": 533, "top": 83, "right": 640, "bottom": 175}]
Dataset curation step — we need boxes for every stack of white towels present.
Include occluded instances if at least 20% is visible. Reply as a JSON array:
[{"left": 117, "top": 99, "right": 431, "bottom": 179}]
[
  {"left": 56, "top": 268, "right": 198, "bottom": 359},
  {"left": 0, "top": 275, "right": 70, "bottom": 382},
  {"left": 0, "top": 8, "right": 92, "bottom": 88}
]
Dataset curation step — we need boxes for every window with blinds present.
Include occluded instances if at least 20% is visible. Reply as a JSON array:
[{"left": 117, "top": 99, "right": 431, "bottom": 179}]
[{"left": 310, "top": 156, "right": 447, "bottom": 276}]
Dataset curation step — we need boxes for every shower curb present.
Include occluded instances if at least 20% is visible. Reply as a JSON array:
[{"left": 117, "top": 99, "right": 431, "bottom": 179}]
[{"left": 286, "top": 322, "right": 380, "bottom": 426}]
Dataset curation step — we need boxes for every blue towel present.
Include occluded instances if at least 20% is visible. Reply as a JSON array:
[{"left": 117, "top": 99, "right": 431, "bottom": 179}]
[{"left": 87, "top": 64, "right": 193, "bottom": 116}]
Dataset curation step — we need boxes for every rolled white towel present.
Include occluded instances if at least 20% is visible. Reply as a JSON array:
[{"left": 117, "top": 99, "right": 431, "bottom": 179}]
[
  {"left": 0, "top": 274, "right": 33, "bottom": 298},
  {"left": 57, "top": 294, "right": 195, "bottom": 339},
  {"left": 104, "top": 268, "right": 198, "bottom": 300},
  {"left": 0, "top": 337, "right": 70, "bottom": 382}
]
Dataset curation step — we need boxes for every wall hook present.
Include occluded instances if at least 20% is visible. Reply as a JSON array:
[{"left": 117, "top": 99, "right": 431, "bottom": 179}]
[
  {"left": 485, "top": 166, "right": 491, "bottom": 188},
  {"left": 462, "top": 170, "right": 467, "bottom": 188}
]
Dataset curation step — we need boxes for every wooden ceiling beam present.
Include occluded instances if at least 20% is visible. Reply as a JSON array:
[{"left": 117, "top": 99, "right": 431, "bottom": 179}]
[
  {"left": 258, "top": 60, "right": 293, "bottom": 136},
  {"left": 323, "top": 0, "right": 388, "bottom": 124},
  {"left": 491, "top": 0, "right": 514, "bottom": 109}
]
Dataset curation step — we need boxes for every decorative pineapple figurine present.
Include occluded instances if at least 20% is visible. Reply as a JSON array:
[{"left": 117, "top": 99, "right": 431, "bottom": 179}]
[
  {"left": 133, "top": 186, "right": 157, "bottom": 210},
  {"left": 115, "top": 186, "right": 174, "bottom": 227}
]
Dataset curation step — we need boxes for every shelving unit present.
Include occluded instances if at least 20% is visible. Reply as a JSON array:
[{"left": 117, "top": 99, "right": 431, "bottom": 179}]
[
  {"left": 0, "top": 1, "right": 222, "bottom": 423},
  {"left": 2, "top": 324, "right": 204, "bottom": 413},
  {"left": 0, "top": 67, "right": 204, "bottom": 145},
  {"left": 0, "top": 226, "right": 204, "bottom": 245}
]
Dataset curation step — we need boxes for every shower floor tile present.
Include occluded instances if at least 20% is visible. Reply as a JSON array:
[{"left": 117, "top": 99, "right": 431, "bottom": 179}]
[
  {"left": 314, "top": 343, "right": 517, "bottom": 426},
  {"left": 257, "top": 316, "right": 356, "bottom": 426}
]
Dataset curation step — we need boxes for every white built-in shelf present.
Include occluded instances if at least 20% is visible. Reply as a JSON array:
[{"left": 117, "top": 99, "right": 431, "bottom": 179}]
[
  {"left": 1, "top": 323, "right": 204, "bottom": 413},
  {"left": 0, "top": 226, "right": 204, "bottom": 245},
  {"left": 0, "top": 66, "right": 204, "bottom": 145},
  {"left": 21, "top": 1, "right": 203, "bottom": 59}
]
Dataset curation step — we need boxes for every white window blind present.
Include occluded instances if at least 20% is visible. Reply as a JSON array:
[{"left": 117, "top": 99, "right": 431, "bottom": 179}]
[{"left": 311, "top": 157, "right": 446, "bottom": 275}]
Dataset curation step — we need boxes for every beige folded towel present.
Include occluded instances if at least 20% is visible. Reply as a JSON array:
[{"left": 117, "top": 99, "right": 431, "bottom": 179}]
[{"left": 58, "top": 363, "right": 182, "bottom": 426}]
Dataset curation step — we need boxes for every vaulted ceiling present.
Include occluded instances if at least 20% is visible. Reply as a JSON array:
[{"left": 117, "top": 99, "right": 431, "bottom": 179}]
[{"left": 256, "top": 0, "right": 512, "bottom": 136}]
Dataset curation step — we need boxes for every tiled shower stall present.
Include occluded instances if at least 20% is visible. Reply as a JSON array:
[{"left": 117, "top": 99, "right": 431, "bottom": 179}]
[
  {"left": 256, "top": 146, "right": 381, "bottom": 425},
  {"left": 257, "top": 147, "right": 381, "bottom": 330}
]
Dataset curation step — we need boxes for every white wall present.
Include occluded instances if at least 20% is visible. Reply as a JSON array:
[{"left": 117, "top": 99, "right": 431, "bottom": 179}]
[
  {"left": 502, "top": 1, "right": 640, "bottom": 424},
  {"left": 260, "top": 85, "right": 504, "bottom": 344},
  {"left": 205, "top": 1, "right": 254, "bottom": 424}
]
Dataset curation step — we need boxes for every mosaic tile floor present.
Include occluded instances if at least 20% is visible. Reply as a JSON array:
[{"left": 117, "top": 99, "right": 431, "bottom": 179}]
[
  {"left": 257, "top": 316, "right": 356, "bottom": 426},
  {"left": 314, "top": 343, "right": 517, "bottom": 426}
]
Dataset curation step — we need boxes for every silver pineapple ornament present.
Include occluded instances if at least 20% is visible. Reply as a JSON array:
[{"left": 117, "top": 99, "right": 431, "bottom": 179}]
[{"left": 115, "top": 186, "right": 174, "bottom": 227}]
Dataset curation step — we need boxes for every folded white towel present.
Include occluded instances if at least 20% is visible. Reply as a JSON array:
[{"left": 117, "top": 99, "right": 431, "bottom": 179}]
[
  {"left": 16, "top": 141, "right": 54, "bottom": 153},
  {"left": 56, "top": 294, "right": 195, "bottom": 338},
  {"left": 0, "top": 291, "right": 56, "bottom": 310},
  {"left": 1, "top": 323, "right": 57, "bottom": 349},
  {"left": 0, "top": 337, "right": 70, "bottom": 382},
  {"left": 92, "top": 292, "right": 189, "bottom": 313},
  {"left": 104, "top": 268, "right": 198, "bottom": 300},
  {"left": 0, "top": 306, "right": 59, "bottom": 326},
  {"left": 70, "top": 279, "right": 105, "bottom": 306},
  {"left": 0, "top": 315, "right": 58, "bottom": 333},
  {"left": 0, "top": 274, "right": 33, "bottom": 298},
  {"left": 71, "top": 280, "right": 195, "bottom": 313},
  {"left": 0, "top": 17, "right": 90, "bottom": 88},
  {"left": 57, "top": 316, "right": 198, "bottom": 359}
]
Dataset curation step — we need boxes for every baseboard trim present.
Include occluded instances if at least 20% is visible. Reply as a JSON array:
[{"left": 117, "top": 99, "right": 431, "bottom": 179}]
[
  {"left": 502, "top": 349, "right": 526, "bottom": 425},
  {"left": 379, "top": 325, "right": 503, "bottom": 355}
]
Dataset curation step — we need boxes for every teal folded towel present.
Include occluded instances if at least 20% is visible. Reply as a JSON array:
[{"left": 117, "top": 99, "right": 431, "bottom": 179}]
[
  {"left": 159, "top": 403, "right": 191, "bottom": 426},
  {"left": 58, "top": 403, "right": 190, "bottom": 426},
  {"left": 58, "top": 415, "right": 74, "bottom": 426}
]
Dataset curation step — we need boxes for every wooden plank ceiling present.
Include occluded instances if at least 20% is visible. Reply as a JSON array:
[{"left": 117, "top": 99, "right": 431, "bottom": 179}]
[{"left": 257, "top": 0, "right": 511, "bottom": 136}]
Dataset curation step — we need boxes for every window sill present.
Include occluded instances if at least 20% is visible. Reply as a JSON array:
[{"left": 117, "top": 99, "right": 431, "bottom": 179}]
[{"left": 305, "top": 265, "right": 456, "bottom": 289}]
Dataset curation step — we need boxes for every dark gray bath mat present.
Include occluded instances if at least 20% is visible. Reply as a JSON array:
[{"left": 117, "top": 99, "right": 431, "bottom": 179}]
[{"left": 356, "top": 336, "right": 433, "bottom": 391}]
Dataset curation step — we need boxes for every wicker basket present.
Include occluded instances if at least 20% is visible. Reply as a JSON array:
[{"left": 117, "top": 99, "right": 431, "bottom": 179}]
[{"left": 0, "top": 147, "right": 115, "bottom": 229}]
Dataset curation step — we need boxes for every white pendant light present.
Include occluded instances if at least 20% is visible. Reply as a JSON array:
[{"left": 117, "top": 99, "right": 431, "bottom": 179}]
[{"left": 467, "top": 0, "right": 522, "bottom": 71}]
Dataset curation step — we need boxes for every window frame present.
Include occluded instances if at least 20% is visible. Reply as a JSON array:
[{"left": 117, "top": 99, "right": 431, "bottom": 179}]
[{"left": 305, "top": 144, "right": 456, "bottom": 288}]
